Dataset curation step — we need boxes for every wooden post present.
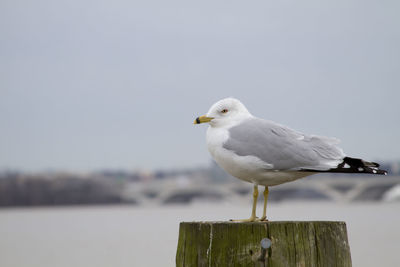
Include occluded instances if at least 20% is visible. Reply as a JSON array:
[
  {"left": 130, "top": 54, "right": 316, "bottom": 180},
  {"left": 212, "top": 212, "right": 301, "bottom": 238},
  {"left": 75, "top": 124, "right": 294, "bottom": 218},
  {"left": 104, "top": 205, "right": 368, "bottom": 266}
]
[{"left": 176, "top": 221, "right": 351, "bottom": 267}]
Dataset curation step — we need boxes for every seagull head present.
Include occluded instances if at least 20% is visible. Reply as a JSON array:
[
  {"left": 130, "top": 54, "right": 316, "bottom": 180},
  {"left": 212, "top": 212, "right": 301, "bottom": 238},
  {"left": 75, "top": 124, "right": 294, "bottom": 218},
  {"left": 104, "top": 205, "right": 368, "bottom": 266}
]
[{"left": 194, "top": 97, "right": 252, "bottom": 127}]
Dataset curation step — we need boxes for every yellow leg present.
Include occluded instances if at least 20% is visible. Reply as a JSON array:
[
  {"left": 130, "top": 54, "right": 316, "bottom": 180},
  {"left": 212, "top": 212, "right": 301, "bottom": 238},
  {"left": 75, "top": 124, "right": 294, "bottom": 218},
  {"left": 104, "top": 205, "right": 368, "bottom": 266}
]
[
  {"left": 250, "top": 185, "right": 258, "bottom": 220},
  {"left": 231, "top": 185, "right": 258, "bottom": 222},
  {"left": 260, "top": 186, "right": 269, "bottom": 221}
]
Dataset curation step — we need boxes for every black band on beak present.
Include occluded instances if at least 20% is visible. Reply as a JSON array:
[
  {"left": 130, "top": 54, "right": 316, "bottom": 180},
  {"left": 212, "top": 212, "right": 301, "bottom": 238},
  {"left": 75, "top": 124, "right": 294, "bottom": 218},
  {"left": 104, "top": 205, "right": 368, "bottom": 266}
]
[{"left": 195, "top": 117, "right": 201, "bottom": 124}]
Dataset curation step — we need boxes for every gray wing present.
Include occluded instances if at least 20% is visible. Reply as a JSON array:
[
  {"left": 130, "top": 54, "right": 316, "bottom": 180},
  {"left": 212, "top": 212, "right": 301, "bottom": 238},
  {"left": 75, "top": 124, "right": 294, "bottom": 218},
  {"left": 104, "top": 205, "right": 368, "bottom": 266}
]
[{"left": 223, "top": 117, "right": 345, "bottom": 171}]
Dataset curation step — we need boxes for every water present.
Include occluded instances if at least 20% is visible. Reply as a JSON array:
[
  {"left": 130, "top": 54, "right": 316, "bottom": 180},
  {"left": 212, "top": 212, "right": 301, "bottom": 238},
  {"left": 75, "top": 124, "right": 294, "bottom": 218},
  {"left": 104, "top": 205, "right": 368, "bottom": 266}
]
[{"left": 0, "top": 202, "right": 399, "bottom": 267}]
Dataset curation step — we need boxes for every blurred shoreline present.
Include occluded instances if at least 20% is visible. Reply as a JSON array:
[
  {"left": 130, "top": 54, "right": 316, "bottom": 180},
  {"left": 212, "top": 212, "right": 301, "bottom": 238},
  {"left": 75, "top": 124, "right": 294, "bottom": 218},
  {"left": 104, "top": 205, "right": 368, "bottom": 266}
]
[{"left": 1, "top": 161, "right": 400, "bottom": 207}]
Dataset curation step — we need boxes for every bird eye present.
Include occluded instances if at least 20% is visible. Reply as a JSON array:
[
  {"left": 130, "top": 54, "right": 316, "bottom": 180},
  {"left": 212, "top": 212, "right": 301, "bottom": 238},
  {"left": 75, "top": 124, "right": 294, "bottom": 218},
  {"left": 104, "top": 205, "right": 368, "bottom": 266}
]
[{"left": 221, "top": 109, "right": 228, "bottom": 113}]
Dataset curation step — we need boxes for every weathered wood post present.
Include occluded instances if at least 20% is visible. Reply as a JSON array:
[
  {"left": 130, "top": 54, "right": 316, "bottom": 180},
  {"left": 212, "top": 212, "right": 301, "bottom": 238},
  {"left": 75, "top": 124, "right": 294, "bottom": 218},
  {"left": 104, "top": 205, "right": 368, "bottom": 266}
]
[{"left": 176, "top": 221, "right": 351, "bottom": 267}]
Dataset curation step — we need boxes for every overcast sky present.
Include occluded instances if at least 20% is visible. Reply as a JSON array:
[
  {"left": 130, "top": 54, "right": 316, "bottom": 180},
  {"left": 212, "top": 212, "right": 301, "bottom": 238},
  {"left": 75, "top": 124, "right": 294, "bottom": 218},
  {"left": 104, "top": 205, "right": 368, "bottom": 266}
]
[{"left": 1, "top": 0, "right": 399, "bottom": 172}]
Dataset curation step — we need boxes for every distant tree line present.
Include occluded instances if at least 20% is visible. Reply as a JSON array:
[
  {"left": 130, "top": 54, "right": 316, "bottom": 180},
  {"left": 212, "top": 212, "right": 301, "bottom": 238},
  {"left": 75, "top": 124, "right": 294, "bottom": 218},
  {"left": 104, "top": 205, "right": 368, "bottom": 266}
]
[{"left": 0, "top": 174, "right": 135, "bottom": 207}]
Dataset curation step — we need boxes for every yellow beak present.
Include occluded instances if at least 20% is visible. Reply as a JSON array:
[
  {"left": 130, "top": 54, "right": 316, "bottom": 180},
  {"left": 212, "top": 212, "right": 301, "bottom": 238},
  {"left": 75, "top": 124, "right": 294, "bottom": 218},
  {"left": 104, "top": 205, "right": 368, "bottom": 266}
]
[{"left": 194, "top": 115, "right": 214, "bottom": 124}]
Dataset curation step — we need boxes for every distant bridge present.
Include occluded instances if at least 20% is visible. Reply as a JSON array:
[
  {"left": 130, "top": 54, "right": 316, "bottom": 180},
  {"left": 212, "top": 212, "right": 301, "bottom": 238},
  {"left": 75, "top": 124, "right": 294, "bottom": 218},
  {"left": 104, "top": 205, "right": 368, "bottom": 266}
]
[{"left": 123, "top": 175, "right": 400, "bottom": 205}]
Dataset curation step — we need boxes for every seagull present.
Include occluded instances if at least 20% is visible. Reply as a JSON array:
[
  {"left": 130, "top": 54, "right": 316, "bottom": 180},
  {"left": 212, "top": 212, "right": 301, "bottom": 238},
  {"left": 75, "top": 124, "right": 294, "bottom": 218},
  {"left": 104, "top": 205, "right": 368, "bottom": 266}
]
[{"left": 194, "top": 97, "right": 387, "bottom": 222}]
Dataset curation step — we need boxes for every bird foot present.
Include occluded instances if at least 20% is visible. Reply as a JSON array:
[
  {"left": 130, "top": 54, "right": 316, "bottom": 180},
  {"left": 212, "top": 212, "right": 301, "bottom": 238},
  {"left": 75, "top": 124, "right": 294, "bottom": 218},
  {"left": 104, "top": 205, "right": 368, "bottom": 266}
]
[
  {"left": 230, "top": 216, "right": 258, "bottom": 222},
  {"left": 229, "top": 216, "right": 269, "bottom": 222}
]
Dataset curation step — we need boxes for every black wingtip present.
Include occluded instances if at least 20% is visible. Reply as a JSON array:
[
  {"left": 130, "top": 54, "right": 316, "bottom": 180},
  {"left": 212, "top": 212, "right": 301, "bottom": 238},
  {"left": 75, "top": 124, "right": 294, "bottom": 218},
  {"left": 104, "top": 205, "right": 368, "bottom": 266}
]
[{"left": 301, "top": 157, "right": 388, "bottom": 175}]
